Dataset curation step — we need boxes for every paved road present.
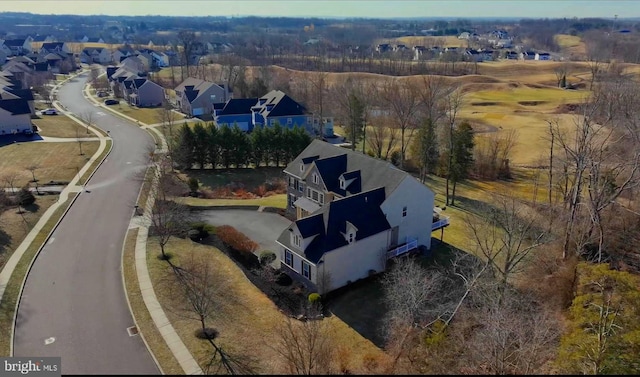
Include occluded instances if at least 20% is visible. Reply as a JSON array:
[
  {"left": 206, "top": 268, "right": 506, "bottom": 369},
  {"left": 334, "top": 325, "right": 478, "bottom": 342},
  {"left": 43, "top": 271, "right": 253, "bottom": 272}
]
[
  {"left": 13, "top": 73, "right": 160, "bottom": 374},
  {"left": 194, "top": 209, "right": 291, "bottom": 255}
]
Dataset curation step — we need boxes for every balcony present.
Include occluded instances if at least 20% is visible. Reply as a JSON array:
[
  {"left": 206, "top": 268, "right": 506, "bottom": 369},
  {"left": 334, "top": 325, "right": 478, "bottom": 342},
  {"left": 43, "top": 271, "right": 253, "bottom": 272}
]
[
  {"left": 386, "top": 238, "right": 418, "bottom": 259},
  {"left": 432, "top": 216, "right": 450, "bottom": 231}
]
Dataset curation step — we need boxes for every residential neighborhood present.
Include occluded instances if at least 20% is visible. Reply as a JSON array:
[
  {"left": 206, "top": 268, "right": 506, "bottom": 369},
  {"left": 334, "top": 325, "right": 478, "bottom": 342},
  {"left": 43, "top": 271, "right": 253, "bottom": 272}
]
[{"left": 1, "top": 6, "right": 640, "bottom": 377}]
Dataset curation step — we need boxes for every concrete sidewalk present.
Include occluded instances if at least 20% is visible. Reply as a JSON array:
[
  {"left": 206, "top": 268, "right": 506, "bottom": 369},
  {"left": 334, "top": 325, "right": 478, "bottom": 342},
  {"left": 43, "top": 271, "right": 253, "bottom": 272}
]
[{"left": 84, "top": 82, "right": 203, "bottom": 374}]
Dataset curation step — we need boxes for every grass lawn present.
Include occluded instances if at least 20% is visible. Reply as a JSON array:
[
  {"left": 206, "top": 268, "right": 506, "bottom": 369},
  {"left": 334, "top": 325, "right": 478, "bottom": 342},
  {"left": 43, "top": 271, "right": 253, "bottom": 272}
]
[
  {"left": 122, "top": 229, "right": 182, "bottom": 374},
  {"left": 146, "top": 236, "right": 386, "bottom": 374},
  {"left": 112, "top": 103, "right": 170, "bottom": 125},
  {"left": 554, "top": 34, "right": 586, "bottom": 57},
  {"left": 174, "top": 194, "right": 286, "bottom": 208},
  {"left": 180, "top": 167, "right": 285, "bottom": 191},
  {"left": 0, "top": 196, "right": 70, "bottom": 356},
  {"left": 32, "top": 115, "right": 86, "bottom": 138},
  {"left": 0, "top": 142, "right": 99, "bottom": 188}
]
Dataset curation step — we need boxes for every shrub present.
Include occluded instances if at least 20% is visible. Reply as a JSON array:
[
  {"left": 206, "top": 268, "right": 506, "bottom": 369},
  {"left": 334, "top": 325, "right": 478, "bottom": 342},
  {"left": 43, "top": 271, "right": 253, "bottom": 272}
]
[
  {"left": 187, "top": 177, "right": 200, "bottom": 194},
  {"left": 390, "top": 150, "right": 402, "bottom": 167},
  {"left": 17, "top": 187, "right": 35, "bottom": 206},
  {"left": 308, "top": 293, "right": 321, "bottom": 303},
  {"left": 253, "top": 184, "right": 267, "bottom": 197},
  {"left": 216, "top": 225, "right": 259, "bottom": 254},
  {"left": 275, "top": 272, "right": 293, "bottom": 286},
  {"left": 259, "top": 250, "right": 276, "bottom": 265},
  {"left": 194, "top": 327, "right": 219, "bottom": 340}
]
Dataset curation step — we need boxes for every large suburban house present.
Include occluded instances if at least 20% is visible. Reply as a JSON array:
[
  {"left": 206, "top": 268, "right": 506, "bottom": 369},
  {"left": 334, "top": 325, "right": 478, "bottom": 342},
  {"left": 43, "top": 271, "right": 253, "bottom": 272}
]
[
  {"left": 122, "top": 77, "right": 164, "bottom": 107},
  {"left": 80, "top": 47, "right": 112, "bottom": 64},
  {"left": 250, "top": 90, "right": 313, "bottom": 132},
  {"left": 214, "top": 97, "right": 259, "bottom": 132},
  {"left": 3, "top": 39, "right": 32, "bottom": 56},
  {"left": 276, "top": 140, "right": 448, "bottom": 294},
  {"left": 174, "top": 77, "right": 230, "bottom": 118},
  {"left": 0, "top": 98, "right": 33, "bottom": 135}
]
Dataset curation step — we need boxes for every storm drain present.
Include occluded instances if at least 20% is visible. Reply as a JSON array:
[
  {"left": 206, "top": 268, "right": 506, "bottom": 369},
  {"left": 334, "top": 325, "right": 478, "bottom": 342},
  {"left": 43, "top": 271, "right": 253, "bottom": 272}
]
[{"left": 127, "top": 326, "right": 139, "bottom": 336}]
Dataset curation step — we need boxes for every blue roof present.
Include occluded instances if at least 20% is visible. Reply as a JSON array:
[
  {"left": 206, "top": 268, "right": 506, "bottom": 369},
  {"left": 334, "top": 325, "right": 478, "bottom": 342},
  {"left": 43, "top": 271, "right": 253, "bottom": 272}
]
[
  {"left": 298, "top": 187, "right": 390, "bottom": 263},
  {"left": 218, "top": 98, "right": 258, "bottom": 115},
  {"left": 314, "top": 154, "right": 347, "bottom": 193}
]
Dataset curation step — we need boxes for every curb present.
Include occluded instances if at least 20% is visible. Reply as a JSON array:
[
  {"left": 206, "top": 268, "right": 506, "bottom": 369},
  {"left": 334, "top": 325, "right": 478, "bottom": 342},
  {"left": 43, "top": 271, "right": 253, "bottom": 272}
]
[
  {"left": 9, "top": 191, "right": 81, "bottom": 356},
  {"left": 120, "top": 165, "right": 165, "bottom": 375}
]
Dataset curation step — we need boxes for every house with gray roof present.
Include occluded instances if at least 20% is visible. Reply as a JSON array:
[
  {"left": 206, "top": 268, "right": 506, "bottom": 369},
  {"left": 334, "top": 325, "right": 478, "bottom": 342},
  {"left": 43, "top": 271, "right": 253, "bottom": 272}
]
[
  {"left": 277, "top": 140, "right": 447, "bottom": 294},
  {"left": 174, "top": 77, "right": 230, "bottom": 118},
  {"left": 125, "top": 77, "right": 164, "bottom": 108}
]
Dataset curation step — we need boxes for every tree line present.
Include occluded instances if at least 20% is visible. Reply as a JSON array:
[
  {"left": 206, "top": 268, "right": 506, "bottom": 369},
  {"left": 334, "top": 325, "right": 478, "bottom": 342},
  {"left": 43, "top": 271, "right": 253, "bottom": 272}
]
[{"left": 171, "top": 122, "right": 312, "bottom": 170}]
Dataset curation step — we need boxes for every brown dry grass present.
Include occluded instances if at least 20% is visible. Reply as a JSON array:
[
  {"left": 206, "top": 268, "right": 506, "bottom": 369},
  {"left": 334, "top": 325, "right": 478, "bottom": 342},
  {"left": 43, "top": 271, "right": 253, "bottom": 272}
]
[
  {"left": 147, "top": 237, "right": 385, "bottom": 374},
  {"left": 32, "top": 115, "right": 86, "bottom": 138},
  {"left": 0, "top": 142, "right": 99, "bottom": 187}
]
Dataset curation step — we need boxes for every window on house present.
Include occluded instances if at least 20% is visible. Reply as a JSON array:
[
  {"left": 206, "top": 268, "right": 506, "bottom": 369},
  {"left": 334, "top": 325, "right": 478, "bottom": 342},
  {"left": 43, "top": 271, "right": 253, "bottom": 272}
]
[
  {"left": 339, "top": 178, "right": 345, "bottom": 189},
  {"left": 348, "top": 233, "right": 354, "bottom": 244},
  {"left": 289, "top": 194, "right": 296, "bottom": 208},
  {"left": 293, "top": 234, "right": 301, "bottom": 248},
  {"left": 312, "top": 190, "right": 319, "bottom": 202},
  {"left": 287, "top": 118, "right": 292, "bottom": 124},
  {"left": 270, "top": 119, "right": 276, "bottom": 126},
  {"left": 300, "top": 163, "right": 304, "bottom": 172},
  {"left": 284, "top": 250, "right": 293, "bottom": 267},
  {"left": 289, "top": 177, "right": 294, "bottom": 187},
  {"left": 298, "top": 182, "right": 303, "bottom": 193},
  {"left": 312, "top": 173, "right": 319, "bottom": 184},
  {"left": 302, "top": 261, "right": 311, "bottom": 280},
  {"left": 319, "top": 193, "right": 324, "bottom": 204},
  {"left": 402, "top": 206, "right": 407, "bottom": 217}
]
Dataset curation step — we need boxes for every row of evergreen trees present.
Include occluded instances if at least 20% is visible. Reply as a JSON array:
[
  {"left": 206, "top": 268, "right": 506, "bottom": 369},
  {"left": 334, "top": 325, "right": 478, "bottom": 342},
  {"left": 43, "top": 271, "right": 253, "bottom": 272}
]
[{"left": 172, "top": 122, "right": 312, "bottom": 170}]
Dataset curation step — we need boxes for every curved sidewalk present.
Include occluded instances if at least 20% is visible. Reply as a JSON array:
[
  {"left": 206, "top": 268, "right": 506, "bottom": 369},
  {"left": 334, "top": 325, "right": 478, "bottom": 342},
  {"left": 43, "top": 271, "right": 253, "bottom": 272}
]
[{"left": 84, "top": 84, "right": 203, "bottom": 375}]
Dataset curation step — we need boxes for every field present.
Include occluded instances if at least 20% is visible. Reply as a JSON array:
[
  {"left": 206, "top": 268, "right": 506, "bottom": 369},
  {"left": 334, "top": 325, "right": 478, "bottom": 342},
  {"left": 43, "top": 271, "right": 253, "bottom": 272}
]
[
  {"left": 32, "top": 115, "right": 87, "bottom": 138},
  {"left": 380, "top": 35, "right": 469, "bottom": 48},
  {"left": 0, "top": 142, "right": 99, "bottom": 188},
  {"left": 554, "top": 34, "right": 587, "bottom": 58}
]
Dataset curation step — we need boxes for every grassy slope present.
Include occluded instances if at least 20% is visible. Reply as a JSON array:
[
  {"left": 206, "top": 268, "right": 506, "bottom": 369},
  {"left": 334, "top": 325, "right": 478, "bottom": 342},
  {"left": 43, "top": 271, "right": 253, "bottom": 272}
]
[{"left": 0, "top": 142, "right": 99, "bottom": 187}]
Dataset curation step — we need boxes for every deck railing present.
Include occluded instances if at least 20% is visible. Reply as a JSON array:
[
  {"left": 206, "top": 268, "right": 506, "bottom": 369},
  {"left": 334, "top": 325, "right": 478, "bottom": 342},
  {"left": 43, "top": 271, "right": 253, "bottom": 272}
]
[
  {"left": 432, "top": 217, "right": 450, "bottom": 231},
  {"left": 386, "top": 238, "right": 418, "bottom": 259}
]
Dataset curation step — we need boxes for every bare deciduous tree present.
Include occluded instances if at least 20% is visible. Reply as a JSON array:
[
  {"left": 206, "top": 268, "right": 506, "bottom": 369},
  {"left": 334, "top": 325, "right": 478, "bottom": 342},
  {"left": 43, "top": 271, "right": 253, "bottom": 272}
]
[{"left": 271, "top": 310, "right": 335, "bottom": 375}]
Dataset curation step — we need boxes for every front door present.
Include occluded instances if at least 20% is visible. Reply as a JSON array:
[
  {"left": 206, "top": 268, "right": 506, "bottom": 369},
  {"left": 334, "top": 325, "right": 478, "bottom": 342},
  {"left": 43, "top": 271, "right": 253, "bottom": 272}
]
[{"left": 389, "top": 226, "right": 399, "bottom": 248}]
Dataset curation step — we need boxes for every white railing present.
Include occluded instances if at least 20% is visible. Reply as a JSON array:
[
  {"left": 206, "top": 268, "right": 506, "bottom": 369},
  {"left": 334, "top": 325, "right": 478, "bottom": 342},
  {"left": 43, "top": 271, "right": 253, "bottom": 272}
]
[
  {"left": 432, "top": 217, "right": 450, "bottom": 231},
  {"left": 386, "top": 238, "right": 418, "bottom": 259}
]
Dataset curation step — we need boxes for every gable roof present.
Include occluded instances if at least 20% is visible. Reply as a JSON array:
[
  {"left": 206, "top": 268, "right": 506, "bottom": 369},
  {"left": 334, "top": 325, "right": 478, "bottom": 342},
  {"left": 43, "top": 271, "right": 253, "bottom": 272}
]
[
  {"left": 255, "top": 90, "right": 306, "bottom": 118},
  {"left": 0, "top": 98, "right": 31, "bottom": 115},
  {"left": 285, "top": 140, "right": 407, "bottom": 197},
  {"left": 218, "top": 98, "right": 259, "bottom": 115},
  {"left": 5, "top": 88, "right": 34, "bottom": 101},
  {"left": 4, "top": 39, "right": 26, "bottom": 47},
  {"left": 175, "top": 77, "right": 224, "bottom": 104},
  {"left": 41, "top": 42, "right": 64, "bottom": 51},
  {"left": 277, "top": 187, "right": 390, "bottom": 262}
]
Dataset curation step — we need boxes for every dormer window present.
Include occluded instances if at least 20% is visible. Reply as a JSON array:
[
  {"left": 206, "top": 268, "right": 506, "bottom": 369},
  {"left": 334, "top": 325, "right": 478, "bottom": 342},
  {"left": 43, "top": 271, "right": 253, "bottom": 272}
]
[
  {"left": 293, "top": 234, "right": 301, "bottom": 248},
  {"left": 339, "top": 177, "right": 345, "bottom": 189},
  {"left": 402, "top": 206, "right": 407, "bottom": 217},
  {"left": 300, "top": 163, "right": 304, "bottom": 172},
  {"left": 348, "top": 232, "right": 354, "bottom": 244},
  {"left": 312, "top": 173, "right": 319, "bottom": 184}
]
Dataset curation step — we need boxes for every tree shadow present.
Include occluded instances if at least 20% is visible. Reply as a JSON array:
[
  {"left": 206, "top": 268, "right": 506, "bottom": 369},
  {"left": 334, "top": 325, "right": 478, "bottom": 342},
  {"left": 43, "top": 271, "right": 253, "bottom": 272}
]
[
  {"left": 0, "top": 226, "right": 11, "bottom": 255},
  {"left": 22, "top": 203, "right": 40, "bottom": 213}
]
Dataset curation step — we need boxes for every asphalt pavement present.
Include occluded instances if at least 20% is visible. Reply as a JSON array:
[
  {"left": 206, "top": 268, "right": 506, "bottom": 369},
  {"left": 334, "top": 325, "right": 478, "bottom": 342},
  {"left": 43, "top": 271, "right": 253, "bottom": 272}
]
[{"left": 13, "top": 72, "right": 160, "bottom": 374}]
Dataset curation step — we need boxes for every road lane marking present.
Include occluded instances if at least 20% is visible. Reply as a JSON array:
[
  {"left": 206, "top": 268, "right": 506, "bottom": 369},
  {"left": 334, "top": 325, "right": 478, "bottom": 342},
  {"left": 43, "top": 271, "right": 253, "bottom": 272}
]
[
  {"left": 47, "top": 237, "right": 55, "bottom": 245},
  {"left": 126, "top": 162, "right": 131, "bottom": 164},
  {"left": 44, "top": 337, "right": 55, "bottom": 345}
]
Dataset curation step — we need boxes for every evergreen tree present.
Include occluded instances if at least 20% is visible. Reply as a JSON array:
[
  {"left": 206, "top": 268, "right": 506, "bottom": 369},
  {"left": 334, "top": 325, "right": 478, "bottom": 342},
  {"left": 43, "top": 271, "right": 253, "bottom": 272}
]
[
  {"left": 192, "top": 122, "right": 209, "bottom": 169},
  {"left": 450, "top": 121, "right": 474, "bottom": 205},
  {"left": 410, "top": 118, "right": 439, "bottom": 183},
  {"left": 206, "top": 122, "right": 220, "bottom": 170},
  {"left": 250, "top": 126, "right": 267, "bottom": 167},
  {"left": 230, "top": 124, "right": 251, "bottom": 168},
  {"left": 173, "top": 123, "right": 196, "bottom": 169},
  {"left": 345, "top": 93, "right": 366, "bottom": 151},
  {"left": 219, "top": 125, "right": 233, "bottom": 169}
]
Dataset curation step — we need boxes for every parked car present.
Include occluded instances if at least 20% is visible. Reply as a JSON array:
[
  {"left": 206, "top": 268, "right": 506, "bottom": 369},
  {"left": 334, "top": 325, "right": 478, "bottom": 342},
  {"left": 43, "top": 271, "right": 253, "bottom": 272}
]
[
  {"left": 41, "top": 108, "right": 58, "bottom": 115},
  {"left": 104, "top": 99, "right": 119, "bottom": 105}
]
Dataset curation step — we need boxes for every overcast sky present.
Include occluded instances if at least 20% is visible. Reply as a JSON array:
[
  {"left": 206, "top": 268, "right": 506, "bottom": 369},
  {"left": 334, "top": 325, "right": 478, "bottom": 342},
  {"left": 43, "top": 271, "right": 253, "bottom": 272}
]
[{"left": 0, "top": 0, "right": 636, "bottom": 19}]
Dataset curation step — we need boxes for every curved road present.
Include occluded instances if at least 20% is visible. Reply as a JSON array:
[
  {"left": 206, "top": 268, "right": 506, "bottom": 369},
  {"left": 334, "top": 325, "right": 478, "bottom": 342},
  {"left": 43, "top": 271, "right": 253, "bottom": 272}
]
[{"left": 14, "top": 73, "right": 159, "bottom": 374}]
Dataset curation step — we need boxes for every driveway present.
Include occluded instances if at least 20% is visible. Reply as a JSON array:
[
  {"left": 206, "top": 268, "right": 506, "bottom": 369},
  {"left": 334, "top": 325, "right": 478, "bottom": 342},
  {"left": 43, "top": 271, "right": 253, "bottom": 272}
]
[{"left": 194, "top": 209, "right": 291, "bottom": 256}]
